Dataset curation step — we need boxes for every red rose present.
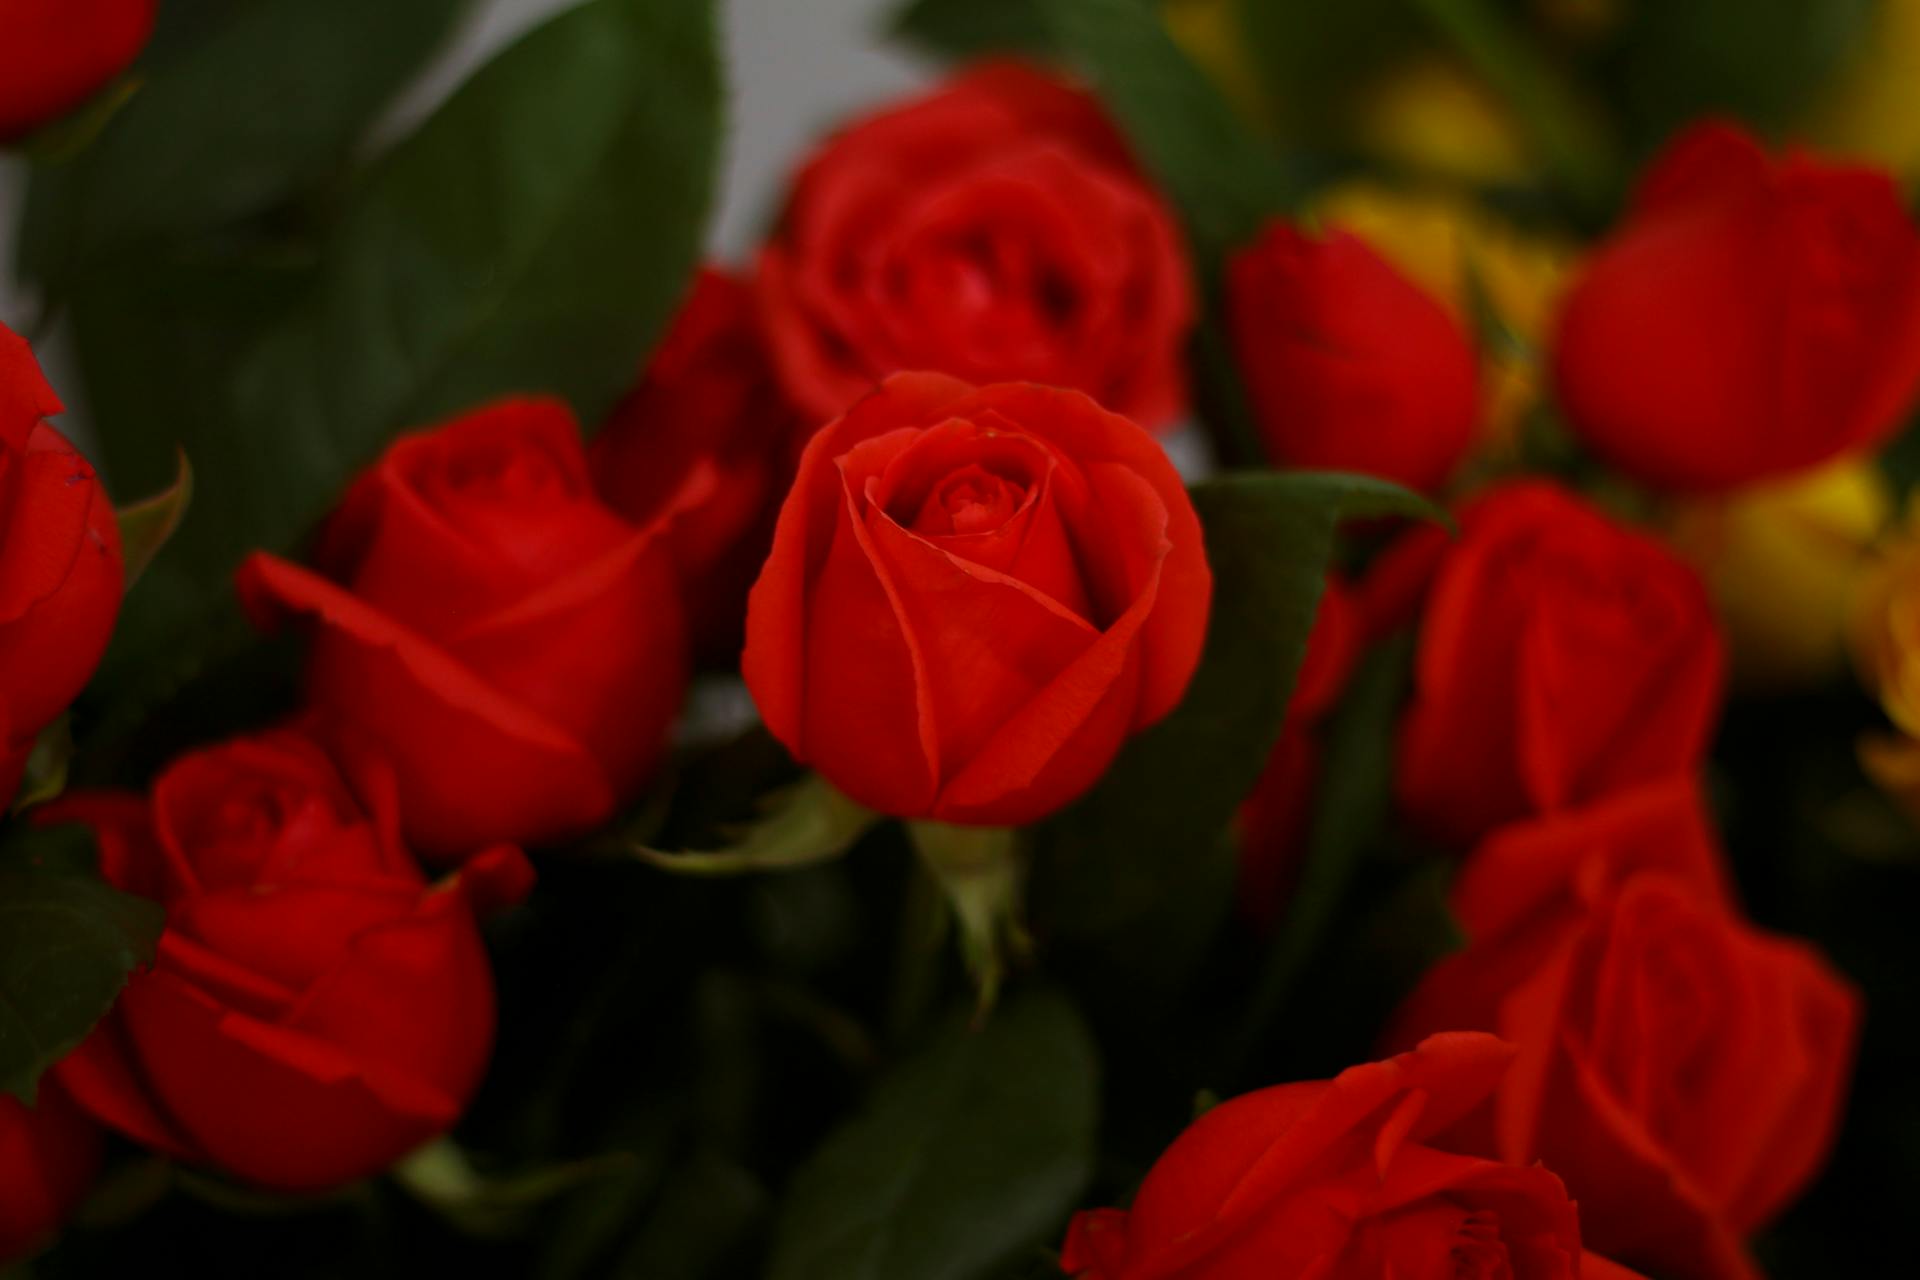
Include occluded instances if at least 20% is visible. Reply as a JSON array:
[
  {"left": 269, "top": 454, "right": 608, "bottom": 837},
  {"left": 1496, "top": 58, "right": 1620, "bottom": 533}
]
[
  {"left": 592, "top": 266, "right": 803, "bottom": 658},
  {"left": 1396, "top": 481, "right": 1724, "bottom": 847},
  {"left": 1553, "top": 120, "right": 1920, "bottom": 490},
  {"left": 1, "top": 323, "right": 123, "bottom": 809},
  {"left": 1061, "top": 1032, "right": 1631, "bottom": 1280},
  {"left": 756, "top": 61, "right": 1194, "bottom": 428},
  {"left": 0, "top": 1084, "right": 100, "bottom": 1263},
  {"left": 238, "top": 398, "right": 689, "bottom": 859},
  {"left": 48, "top": 731, "right": 534, "bottom": 1192},
  {"left": 1390, "top": 789, "right": 1859, "bottom": 1280},
  {"left": 743, "top": 372, "right": 1211, "bottom": 826},
  {"left": 1237, "top": 576, "right": 1363, "bottom": 928},
  {"left": 1228, "top": 223, "right": 1480, "bottom": 492},
  {"left": 0, "top": 0, "right": 155, "bottom": 141}
]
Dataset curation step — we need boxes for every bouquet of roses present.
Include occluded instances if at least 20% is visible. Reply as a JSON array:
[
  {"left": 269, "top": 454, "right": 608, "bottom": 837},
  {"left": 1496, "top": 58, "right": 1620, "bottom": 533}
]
[{"left": 2, "top": 1, "right": 1915, "bottom": 1277}]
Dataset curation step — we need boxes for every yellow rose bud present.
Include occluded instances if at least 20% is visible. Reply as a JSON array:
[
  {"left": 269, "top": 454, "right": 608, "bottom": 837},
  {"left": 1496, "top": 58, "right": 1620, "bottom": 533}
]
[
  {"left": 1670, "top": 459, "right": 1893, "bottom": 692},
  {"left": 1308, "top": 181, "right": 1576, "bottom": 449},
  {"left": 1349, "top": 55, "right": 1532, "bottom": 187},
  {"left": 1809, "top": 0, "right": 1920, "bottom": 181}
]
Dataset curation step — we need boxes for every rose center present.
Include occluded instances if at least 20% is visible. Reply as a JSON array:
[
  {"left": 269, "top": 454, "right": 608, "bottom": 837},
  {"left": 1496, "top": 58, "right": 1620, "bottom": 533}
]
[
  {"left": 1450, "top": 1212, "right": 1514, "bottom": 1280},
  {"left": 910, "top": 463, "right": 1029, "bottom": 537}
]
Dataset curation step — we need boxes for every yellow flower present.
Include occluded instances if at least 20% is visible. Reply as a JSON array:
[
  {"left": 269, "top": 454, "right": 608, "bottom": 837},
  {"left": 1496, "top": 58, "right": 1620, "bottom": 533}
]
[
  {"left": 1308, "top": 181, "right": 1576, "bottom": 447},
  {"left": 1670, "top": 460, "right": 1892, "bottom": 693},
  {"left": 1808, "top": 0, "right": 1920, "bottom": 180},
  {"left": 1851, "top": 489, "right": 1920, "bottom": 820},
  {"left": 1349, "top": 55, "right": 1532, "bottom": 187}
]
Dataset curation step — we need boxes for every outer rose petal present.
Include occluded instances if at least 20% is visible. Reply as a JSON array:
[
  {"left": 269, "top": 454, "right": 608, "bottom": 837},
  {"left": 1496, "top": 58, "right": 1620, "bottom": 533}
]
[
  {"left": 237, "top": 554, "right": 616, "bottom": 859},
  {"left": 0, "top": 322, "right": 64, "bottom": 454},
  {"left": 0, "top": 0, "right": 155, "bottom": 141},
  {"left": 118, "top": 970, "right": 459, "bottom": 1193}
]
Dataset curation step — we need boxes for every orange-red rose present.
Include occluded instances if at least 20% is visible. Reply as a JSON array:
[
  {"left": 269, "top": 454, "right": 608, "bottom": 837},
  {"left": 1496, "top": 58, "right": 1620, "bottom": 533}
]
[
  {"left": 1553, "top": 120, "right": 1920, "bottom": 491},
  {"left": 0, "top": 323, "right": 123, "bottom": 810},
  {"left": 238, "top": 398, "right": 689, "bottom": 860},
  {"left": 1395, "top": 481, "right": 1724, "bottom": 847},
  {"left": 0, "top": 0, "right": 155, "bottom": 141},
  {"left": 49, "top": 731, "right": 533, "bottom": 1192},
  {"left": 1061, "top": 1032, "right": 1639, "bottom": 1280},
  {"left": 743, "top": 373, "right": 1211, "bottom": 826},
  {"left": 1228, "top": 223, "right": 1480, "bottom": 492},
  {"left": 1390, "top": 781, "right": 1860, "bottom": 1280},
  {"left": 756, "top": 62, "right": 1194, "bottom": 428}
]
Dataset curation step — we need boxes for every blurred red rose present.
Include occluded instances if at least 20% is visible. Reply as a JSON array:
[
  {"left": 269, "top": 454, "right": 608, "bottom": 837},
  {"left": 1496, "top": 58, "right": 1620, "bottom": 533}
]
[
  {"left": 0, "top": 0, "right": 155, "bottom": 141},
  {"left": 1237, "top": 576, "right": 1363, "bottom": 928},
  {"left": 1061, "top": 1032, "right": 1634, "bottom": 1280},
  {"left": 592, "top": 266, "right": 803, "bottom": 659},
  {"left": 1396, "top": 481, "right": 1724, "bottom": 847},
  {"left": 744, "top": 373, "right": 1211, "bottom": 826},
  {"left": 756, "top": 61, "right": 1194, "bottom": 429},
  {"left": 0, "top": 1084, "right": 101, "bottom": 1263},
  {"left": 1553, "top": 120, "right": 1920, "bottom": 490},
  {"left": 1391, "top": 789, "right": 1858, "bottom": 1280},
  {"left": 1228, "top": 223, "right": 1480, "bottom": 492},
  {"left": 1, "top": 323, "right": 123, "bottom": 810},
  {"left": 238, "top": 398, "right": 689, "bottom": 860},
  {"left": 49, "top": 731, "right": 533, "bottom": 1193}
]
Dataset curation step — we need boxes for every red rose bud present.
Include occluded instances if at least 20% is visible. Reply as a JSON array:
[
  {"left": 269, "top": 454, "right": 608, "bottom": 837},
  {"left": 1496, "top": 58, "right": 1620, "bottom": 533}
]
[
  {"left": 1396, "top": 481, "right": 1724, "bottom": 847},
  {"left": 0, "top": 0, "right": 155, "bottom": 141},
  {"left": 1061, "top": 1033, "right": 1601, "bottom": 1279},
  {"left": 1237, "top": 576, "right": 1363, "bottom": 929},
  {"left": 756, "top": 61, "right": 1195, "bottom": 428},
  {"left": 47, "top": 731, "right": 534, "bottom": 1193},
  {"left": 743, "top": 373, "right": 1212, "bottom": 827},
  {"left": 1228, "top": 222, "right": 1480, "bottom": 493},
  {"left": 0, "top": 323, "right": 123, "bottom": 809},
  {"left": 1391, "top": 788, "right": 1859, "bottom": 1280},
  {"left": 592, "top": 266, "right": 804, "bottom": 659},
  {"left": 238, "top": 398, "right": 690, "bottom": 860},
  {"left": 0, "top": 1084, "right": 101, "bottom": 1263},
  {"left": 1553, "top": 120, "right": 1920, "bottom": 491}
]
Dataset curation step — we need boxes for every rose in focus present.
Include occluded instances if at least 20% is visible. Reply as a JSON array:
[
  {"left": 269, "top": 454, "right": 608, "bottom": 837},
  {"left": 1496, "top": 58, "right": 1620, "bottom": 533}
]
[
  {"left": 744, "top": 372, "right": 1211, "bottom": 826},
  {"left": 49, "top": 731, "right": 533, "bottom": 1192},
  {"left": 0, "top": 323, "right": 123, "bottom": 810},
  {"left": 1062, "top": 1032, "right": 1628, "bottom": 1279},
  {"left": 756, "top": 62, "right": 1194, "bottom": 428},
  {"left": 238, "top": 398, "right": 688, "bottom": 859}
]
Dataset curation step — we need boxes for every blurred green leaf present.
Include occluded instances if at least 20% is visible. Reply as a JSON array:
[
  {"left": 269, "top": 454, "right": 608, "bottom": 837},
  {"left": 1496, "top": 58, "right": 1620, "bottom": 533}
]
[
  {"left": 17, "top": 0, "right": 472, "bottom": 286},
  {"left": 1033, "top": 472, "right": 1442, "bottom": 944},
  {"left": 115, "top": 449, "right": 193, "bottom": 590},
  {"left": 9, "top": 717, "right": 74, "bottom": 814},
  {"left": 890, "top": 0, "right": 1063, "bottom": 58},
  {"left": 1236, "top": 0, "right": 1425, "bottom": 138},
  {"left": 83, "top": 0, "right": 724, "bottom": 726},
  {"left": 766, "top": 987, "right": 1098, "bottom": 1280},
  {"left": 0, "top": 862, "right": 163, "bottom": 1103},
  {"left": 1039, "top": 0, "right": 1302, "bottom": 268},
  {"left": 636, "top": 775, "right": 877, "bottom": 876}
]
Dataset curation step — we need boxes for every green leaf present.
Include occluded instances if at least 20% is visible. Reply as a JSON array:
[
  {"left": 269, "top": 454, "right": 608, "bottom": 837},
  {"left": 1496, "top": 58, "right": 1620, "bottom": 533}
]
[
  {"left": 889, "top": 0, "right": 1064, "bottom": 58},
  {"left": 115, "top": 449, "right": 193, "bottom": 590},
  {"left": 636, "top": 774, "right": 877, "bottom": 876},
  {"left": 9, "top": 717, "right": 74, "bottom": 814},
  {"left": 1039, "top": 0, "right": 1301, "bottom": 268},
  {"left": 1033, "top": 472, "right": 1442, "bottom": 944},
  {"left": 16, "top": 0, "right": 472, "bottom": 285},
  {"left": 766, "top": 987, "right": 1099, "bottom": 1280},
  {"left": 0, "top": 865, "right": 164, "bottom": 1103},
  {"left": 86, "top": 0, "right": 724, "bottom": 722}
]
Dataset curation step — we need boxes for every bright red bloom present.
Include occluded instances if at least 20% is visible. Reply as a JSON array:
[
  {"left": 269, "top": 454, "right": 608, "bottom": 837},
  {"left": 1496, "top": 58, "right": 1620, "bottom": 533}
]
[
  {"left": 1395, "top": 481, "right": 1724, "bottom": 847},
  {"left": 756, "top": 62, "right": 1194, "bottom": 429},
  {"left": 1228, "top": 223, "right": 1479, "bottom": 492},
  {"left": 1060, "top": 1033, "right": 1627, "bottom": 1280},
  {"left": 1553, "top": 120, "right": 1920, "bottom": 490},
  {"left": 0, "top": 0, "right": 155, "bottom": 141},
  {"left": 0, "top": 323, "right": 123, "bottom": 810},
  {"left": 49, "top": 731, "right": 533, "bottom": 1193},
  {"left": 238, "top": 398, "right": 689, "bottom": 860},
  {"left": 743, "top": 372, "right": 1211, "bottom": 826}
]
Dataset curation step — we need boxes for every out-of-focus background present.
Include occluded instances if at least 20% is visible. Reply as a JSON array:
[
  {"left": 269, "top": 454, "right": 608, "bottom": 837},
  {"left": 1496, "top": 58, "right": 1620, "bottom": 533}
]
[{"left": 0, "top": 0, "right": 929, "bottom": 409}]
